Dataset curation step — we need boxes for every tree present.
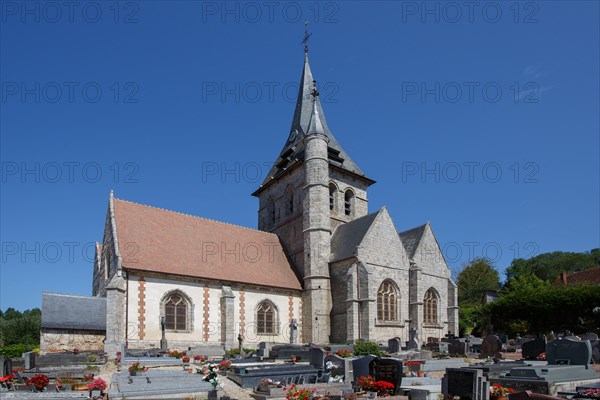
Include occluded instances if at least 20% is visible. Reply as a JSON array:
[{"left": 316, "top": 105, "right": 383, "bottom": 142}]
[
  {"left": 502, "top": 271, "right": 550, "bottom": 294},
  {"left": 505, "top": 249, "right": 600, "bottom": 283},
  {"left": 486, "top": 284, "right": 600, "bottom": 336},
  {"left": 0, "top": 308, "right": 41, "bottom": 347},
  {"left": 457, "top": 258, "right": 501, "bottom": 306}
]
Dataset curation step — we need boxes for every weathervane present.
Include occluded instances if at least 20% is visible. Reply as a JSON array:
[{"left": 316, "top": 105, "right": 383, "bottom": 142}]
[{"left": 301, "top": 20, "right": 312, "bottom": 54}]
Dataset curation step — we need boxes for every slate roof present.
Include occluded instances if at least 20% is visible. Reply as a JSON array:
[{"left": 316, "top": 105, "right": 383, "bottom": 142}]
[
  {"left": 41, "top": 292, "right": 106, "bottom": 330},
  {"left": 330, "top": 210, "right": 381, "bottom": 262},
  {"left": 111, "top": 197, "right": 302, "bottom": 291},
  {"left": 254, "top": 54, "right": 374, "bottom": 194},
  {"left": 398, "top": 222, "right": 428, "bottom": 259}
]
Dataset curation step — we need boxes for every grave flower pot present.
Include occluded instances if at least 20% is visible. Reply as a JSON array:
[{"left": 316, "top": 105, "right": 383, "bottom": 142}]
[
  {"left": 366, "top": 391, "right": 377, "bottom": 399},
  {"left": 258, "top": 383, "right": 270, "bottom": 392},
  {"left": 72, "top": 383, "right": 89, "bottom": 391},
  {"left": 90, "top": 389, "right": 102, "bottom": 397},
  {"left": 208, "top": 389, "right": 218, "bottom": 400},
  {"left": 417, "top": 371, "right": 425, "bottom": 377}
]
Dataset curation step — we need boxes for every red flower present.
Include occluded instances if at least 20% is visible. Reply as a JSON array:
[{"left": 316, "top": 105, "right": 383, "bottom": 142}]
[
  {"left": 87, "top": 377, "right": 107, "bottom": 391},
  {"left": 26, "top": 374, "right": 49, "bottom": 390}
]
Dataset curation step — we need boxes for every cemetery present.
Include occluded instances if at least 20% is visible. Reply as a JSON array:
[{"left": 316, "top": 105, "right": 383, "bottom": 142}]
[{"left": 0, "top": 331, "right": 598, "bottom": 400}]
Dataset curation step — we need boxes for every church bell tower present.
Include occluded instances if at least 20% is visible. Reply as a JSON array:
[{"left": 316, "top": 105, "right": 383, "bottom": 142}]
[{"left": 252, "top": 37, "right": 375, "bottom": 343}]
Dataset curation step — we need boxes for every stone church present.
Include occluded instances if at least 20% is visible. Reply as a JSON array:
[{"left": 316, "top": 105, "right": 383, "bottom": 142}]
[{"left": 77, "top": 51, "right": 457, "bottom": 355}]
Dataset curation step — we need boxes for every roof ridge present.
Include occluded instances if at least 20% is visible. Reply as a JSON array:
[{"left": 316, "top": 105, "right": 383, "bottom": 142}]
[
  {"left": 398, "top": 222, "right": 428, "bottom": 236},
  {"left": 113, "top": 197, "right": 280, "bottom": 238},
  {"left": 42, "top": 291, "right": 104, "bottom": 300},
  {"left": 356, "top": 208, "right": 385, "bottom": 249},
  {"left": 345, "top": 209, "right": 381, "bottom": 225}
]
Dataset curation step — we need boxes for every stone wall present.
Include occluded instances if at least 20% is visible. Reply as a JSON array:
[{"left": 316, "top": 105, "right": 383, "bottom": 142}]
[
  {"left": 329, "top": 168, "right": 370, "bottom": 232},
  {"left": 40, "top": 329, "right": 105, "bottom": 353},
  {"left": 257, "top": 163, "right": 306, "bottom": 277},
  {"left": 410, "top": 224, "right": 454, "bottom": 341},
  {"left": 356, "top": 209, "right": 411, "bottom": 343},
  {"left": 329, "top": 260, "right": 355, "bottom": 343},
  {"left": 126, "top": 274, "right": 302, "bottom": 349}
]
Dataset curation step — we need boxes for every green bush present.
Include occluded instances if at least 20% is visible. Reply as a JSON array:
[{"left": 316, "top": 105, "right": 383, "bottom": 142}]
[
  {"left": 353, "top": 340, "right": 384, "bottom": 356},
  {"left": 225, "top": 347, "right": 254, "bottom": 357},
  {"left": 0, "top": 343, "right": 36, "bottom": 358}
]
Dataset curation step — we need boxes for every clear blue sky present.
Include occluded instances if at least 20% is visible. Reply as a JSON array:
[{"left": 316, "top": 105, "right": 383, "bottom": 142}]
[{"left": 1, "top": 1, "right": 598, "bottom": 311}]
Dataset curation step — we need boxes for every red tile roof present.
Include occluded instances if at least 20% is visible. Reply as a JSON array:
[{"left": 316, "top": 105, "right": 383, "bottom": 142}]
[
  {"left": 558, "top": 266, "right": 600, "bottom": 285},
  {"left": 112, "top": 198, "right": 302, "bottom": 291}
]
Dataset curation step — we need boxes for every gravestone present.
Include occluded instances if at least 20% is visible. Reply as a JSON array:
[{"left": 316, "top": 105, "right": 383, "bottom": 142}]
[
  {"left": 352, "top": 355, "right": 376, "bottom": 383},
  {"left": 324, "top": 354, "right": 347, "bottom": 381},
  {"left": 0, "top": 356, "right": 12, "bottom": 377},
  {"left": 271, "top": 345, "right": 310, "bottom": 361},
  {"left": 443, "top": 368, "right": 485, "bottom": 400},
  {"left": 590, "top": 340, "right": 600, "bottom": 363},
  {"left": 480, "top": 334, "right": 502, "bottom": 359},
  {"left": 579, "top": 333, "right": 599, "bottom": 341},
  {"left": 407, "top": 328, "right": 420, "bottom": 351},
  {"left": 23, "top": 351, "right": 35, "bottom": 370},
  {"left": 522, "top": 337, "right": 546, "bottom": 360},
  {"left": 545, "top": 338, "right": 592, "bottom": 365},
  {"left": 516, "top": 336, "right": 534, "bottom": 350},
  {"left": 439, "top": 342, "right": 449, "bottom": 354},
  {"left": 388, "top": 337, "right": 401, "bottom": 354},
  {"left": 449, "top": 339, "right": 467, "bottom": 355},
  {"left": 310, "top": 347, "right": 327, "bottom": 368},
  {"left": 368, "top": 357, "right": 403, "bottom": 395}
]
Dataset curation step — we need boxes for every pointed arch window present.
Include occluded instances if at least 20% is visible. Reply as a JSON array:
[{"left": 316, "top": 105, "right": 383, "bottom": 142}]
[
  {"left": 256, "top": 301, "right": 277, "bottom": 335},
  {"left": 424, "top": 288, "right": 439, "bottom": 325},
  {"left": 344, "top": 190, "right": 355, "bottom": 216},
  {"left": 329, "top": 183, "right": 337, "bottom": 212},
  {"left": 163, "top": 292, "right": 190, "bottom": 331},
  {"left": 377, "top": 280, "right": 399, "bottom": 322}
]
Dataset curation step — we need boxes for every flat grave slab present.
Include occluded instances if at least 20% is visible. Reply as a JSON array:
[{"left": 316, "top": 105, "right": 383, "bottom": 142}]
[
  {"left": 228, "top": 363, "right": 320, "bottom": 388},
  {"left": 422, "top": 358, "right": 469, "bottom": 371},
  {"left": 493, "top": 364, "right": 600, "bottom": 396},
  {"left": 108, "top": 370, "right": 213, "bottom": 400}
]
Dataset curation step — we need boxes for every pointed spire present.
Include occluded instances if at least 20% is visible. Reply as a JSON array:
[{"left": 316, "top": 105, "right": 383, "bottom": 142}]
[
  {"left": 289, "top": 53, "right": 331, "bottom": 137},
  {"left": 252, "top": 51, "right": 375, "bottom": 195},
  {"left": 307, "top": 81, "right": 326, "bottom": 136}
]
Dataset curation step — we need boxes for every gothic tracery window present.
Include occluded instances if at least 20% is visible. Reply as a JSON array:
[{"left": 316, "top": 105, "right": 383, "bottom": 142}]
[
  {"left": 423, "top": 288, "right": 439, "bottom": 325},
  {"left": 377, "top": 280, "right": 399, "bottom": 322},
  {"left": 163, "top": 292, "right": 189, "bottom": 331},
  {"left": 256, "top": 301, "right": 277, "bottom": 334}
]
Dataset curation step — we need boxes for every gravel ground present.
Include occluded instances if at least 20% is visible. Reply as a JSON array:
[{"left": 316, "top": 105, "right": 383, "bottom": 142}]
[{"left": 221, "top": 375, "right": 256, "bottom": 400}]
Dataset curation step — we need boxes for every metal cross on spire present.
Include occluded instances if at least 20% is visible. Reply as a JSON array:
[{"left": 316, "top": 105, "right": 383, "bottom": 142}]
[{"left": 301, "top": 20, "right": 312, "bottom": 54}]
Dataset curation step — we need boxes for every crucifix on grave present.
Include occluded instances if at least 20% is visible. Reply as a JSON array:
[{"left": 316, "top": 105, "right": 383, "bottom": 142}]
[
  {"left": 238, "top": 333, "right": 243, "bottom": 358},
  {"left": 290, "top": 318, "right": 298, "bottom": 344},
  {"left": 160, "top": 316, "right": 168, "bottom": 350}
]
